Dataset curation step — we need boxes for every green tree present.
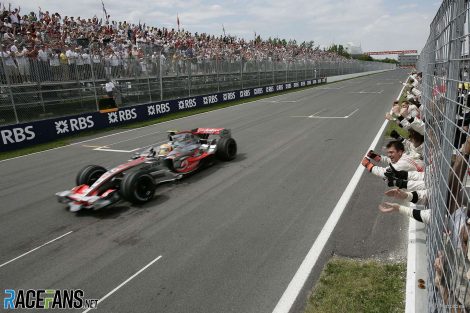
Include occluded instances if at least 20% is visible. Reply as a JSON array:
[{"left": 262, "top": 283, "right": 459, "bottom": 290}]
[
  {"left": 327, "top": 44, "right": 350, "bottom": 58},
  {"left": 353, "top": 54, "right": 374, "bottom": 61}
]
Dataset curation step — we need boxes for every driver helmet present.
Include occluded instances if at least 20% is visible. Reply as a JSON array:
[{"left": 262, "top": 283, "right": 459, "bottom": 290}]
[{"left": 158, "top": 143, "right": 173, "bottom": 156}]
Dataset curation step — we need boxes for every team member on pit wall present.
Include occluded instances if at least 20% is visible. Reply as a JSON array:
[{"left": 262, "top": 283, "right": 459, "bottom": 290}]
[
  {"left": 389, "top": 121, "right": 425, "bottom": 162},
  {"left": 361, "top": 140, "right": 424, "bottom": 179},
  {"left": 384, "top": 164, "right": 426, "bottom": 191}
]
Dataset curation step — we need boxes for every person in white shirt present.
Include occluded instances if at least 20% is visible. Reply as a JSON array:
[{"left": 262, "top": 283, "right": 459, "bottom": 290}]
[
  {"left": 65, "top": 46, "right": 77, "bottom": 80},
  {"left": 91, "top": 49, "right": 104, "bottom": 79},
  {"left": 16, "top": 46, "right": 29, "bottom": 82},
  {"left": 37, "top": 44, "right": 50, "bottom": 81},
  {"left": 82, "top": 49, "right": 91, "bottom": 79},
  {"left": 49, "top": 49, "right": 60, "bottom": 80},
  {"left": 105, "top": 79, "right": 115, "bottom": 97},
  {"left": 362, "top": 140, "right": 424, "bottom": 179},
  {"left": 75, "top": 47, "right": 84, "bottom": 80},
  {"left": 0, "top": 44, "right": 18, "bottom": 83}
]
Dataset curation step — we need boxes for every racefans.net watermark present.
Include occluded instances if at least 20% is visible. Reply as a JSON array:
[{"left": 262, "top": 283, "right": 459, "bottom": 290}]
[{"left": 3, "top": 289, "right": 98, "bottom": 310}]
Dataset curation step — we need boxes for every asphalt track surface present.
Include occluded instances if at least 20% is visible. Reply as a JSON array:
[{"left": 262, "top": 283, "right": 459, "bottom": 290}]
[{"left": 0, "top": 69, "right": 407, "bottom": 312}]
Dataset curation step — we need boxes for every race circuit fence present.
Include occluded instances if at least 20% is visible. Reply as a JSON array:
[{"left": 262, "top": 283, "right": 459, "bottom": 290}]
[
  {"left": 417, "top": 0, "right": 470, "bottom": 311},
  {"left": 0, "top": 54, "right": 394, "bottom": 126}
]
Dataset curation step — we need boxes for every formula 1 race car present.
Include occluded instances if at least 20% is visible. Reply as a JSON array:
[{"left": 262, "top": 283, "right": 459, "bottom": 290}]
[{"left": 56, "top": 128, "right": 237, "bottom": 212}]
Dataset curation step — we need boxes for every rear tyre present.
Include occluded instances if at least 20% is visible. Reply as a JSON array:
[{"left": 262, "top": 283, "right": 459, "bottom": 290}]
[
  {"left": 216, "top": 137, "right": 237, "bottom": 161},
  {"left": 120, "top": 170, "right": 156, "bottom": 204},
  {"left": 76, "top": 165, "right": 107, "bottom": 186}
]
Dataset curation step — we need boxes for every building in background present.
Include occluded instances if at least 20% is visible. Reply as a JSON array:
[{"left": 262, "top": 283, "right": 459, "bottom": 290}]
[{"left": 398, "top": 54, "right": 418, "bottom": 67}]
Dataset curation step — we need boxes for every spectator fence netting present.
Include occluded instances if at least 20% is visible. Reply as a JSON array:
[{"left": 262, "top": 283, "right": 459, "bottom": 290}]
[
  {"left": 418, "top": 0, "right": 470, "bottom": 311},
  {"left": 0, "top": 54, "right": 393, "bottom": 126}
]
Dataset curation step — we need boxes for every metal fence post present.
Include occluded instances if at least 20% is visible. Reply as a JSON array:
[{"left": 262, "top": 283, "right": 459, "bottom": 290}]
[
  {"left": 1, "top": 57, "right": 19, "bottom": 123},
  {"left": 240, "top": 58, "right": 244, "bottom": 89},
  {"left": 272, "top": 60, "right": 274, "bottom": 85},
  {"left": 89, "top": 57, "right": 100, "bottom": 111},
  {"left": 147, "top": 57, "right": 152, "bottom": 102},
  {"left": 159, "top": 51, "right": 163, "bottom": 101},
  {"left": 216, "top": 57, "right": 220, "bottom": 93},
  {"left": 286, "top": 62, "right": 288, "bottom": 83}
]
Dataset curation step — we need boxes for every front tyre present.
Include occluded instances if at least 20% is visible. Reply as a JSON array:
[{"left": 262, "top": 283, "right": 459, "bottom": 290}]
[
  {"left": 216, "top": 137, "right": 237, "bottom": 161},
  {"left": 120, "top": 170, "right": 156, "bottom": 204},
  {"left": 76, "top": 165, "right": 107, "bottom": 186}
]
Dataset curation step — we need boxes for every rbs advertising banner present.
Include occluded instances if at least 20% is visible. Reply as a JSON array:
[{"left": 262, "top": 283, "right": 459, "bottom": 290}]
[{"left": 0, "top": 78, "right": 326, "bottom": 152}]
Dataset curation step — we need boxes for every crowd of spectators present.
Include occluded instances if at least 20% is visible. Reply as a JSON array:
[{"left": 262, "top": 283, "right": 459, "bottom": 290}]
[
  {"left": 361, "top": 71, "right": 470, "bottom": 310},
  {"left": 0, "top": 5, "right": 350, "bottom": 84}
]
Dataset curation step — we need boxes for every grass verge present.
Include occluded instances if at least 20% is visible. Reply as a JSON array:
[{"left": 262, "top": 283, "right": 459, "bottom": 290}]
[
  {"left": 384, "top": 84, "right": 411, "bottom": 138},
  {"left": 304, "top": 257, "right": 405, "bottom": 313},
  {"left": 304, "top": 74, "right": 409, "bottom": 313}
]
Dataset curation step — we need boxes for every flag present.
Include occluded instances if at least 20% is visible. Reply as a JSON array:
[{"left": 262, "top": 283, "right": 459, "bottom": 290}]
[
  {"left": 101, "top": 0, "right": 108, "bottom": 21},
  {"left": 177, "top": 13, "right": 180, "bottom": 31}
]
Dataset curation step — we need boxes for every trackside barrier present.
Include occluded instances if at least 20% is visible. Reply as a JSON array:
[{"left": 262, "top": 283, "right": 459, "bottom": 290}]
[
  {"left": 0, "top": 78, "right": 326, "bottom": 153},
  {"left": 416, "top": 0, "right": 470, "bottom": 311}
]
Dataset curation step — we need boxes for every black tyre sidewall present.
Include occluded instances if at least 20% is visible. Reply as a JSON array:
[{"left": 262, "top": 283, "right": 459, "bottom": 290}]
[
  {"left": 76, "top": 165, "right": 107, "bottom": 186},
  {"left": 120, "top": 171, "right": 156, "bottom": 204},
  {"left": 216, "top": 137, "right": 237, "bottom": 161}
]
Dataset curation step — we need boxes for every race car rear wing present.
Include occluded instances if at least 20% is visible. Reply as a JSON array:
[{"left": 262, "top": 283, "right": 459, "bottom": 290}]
[
  {"left": 192, "top": 128, "right": 231, "bottom": 137},
  {"left": 167, "top": 128, "right": 232, "bottom": 141}
]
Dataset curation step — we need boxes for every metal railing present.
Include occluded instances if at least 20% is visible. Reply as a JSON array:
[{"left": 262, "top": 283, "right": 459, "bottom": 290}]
[
  {"left": 0, "top": 53, "right": 394, "bottom": 126},
  {"left": 417, "top": 0, "right": 470, "bottom": 311}
]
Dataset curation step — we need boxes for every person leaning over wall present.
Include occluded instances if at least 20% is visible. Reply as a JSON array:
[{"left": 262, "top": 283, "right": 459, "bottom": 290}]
[{"left": 361, "top": 140, "right": 424, "bottom": 179}]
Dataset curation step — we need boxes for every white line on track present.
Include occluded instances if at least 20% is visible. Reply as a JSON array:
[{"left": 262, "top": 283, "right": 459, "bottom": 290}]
[
  {"left": 81, "top": 145, "right": 104, "bottom": 148},
  {"left": 292, "top": 108, "right": 358, "bottom": 119},
  {"left": 350, "top": 90, "right": 384, "bottom": 94},
  {"left": 94, "top": 147, "right": 141, "bottom": 153},
  {"left": 345, "top": 108, "right": 359, "bottom": 118},
  {"left": 272, "top": 78, "right": 406, "bottom": 313},
  {"left": 308, "top": 109, "right": 325, "bottom": 118},
  {"left": 91, "top": 129, "right": 168, "bottom": 147},
  {"left": 82, "top": 255, "right": 162, "bottom": 313},
  {"left": 317, "top": 87, "right": 344, "bottom": 90},
  {"left": 93, "top": 140, "right": 168, "bottom": 154},
  {"left": 0, "top": 231, "right": 73, "bottom": 269},
  {"left": 291, "top": 109, "right": 325, "bottom": 118},
  {"left": 260, "top": 100, "right": 298, "bottom": 103},
  {"left": 271, "top": 119, "right": 388, "bottom": 313}
]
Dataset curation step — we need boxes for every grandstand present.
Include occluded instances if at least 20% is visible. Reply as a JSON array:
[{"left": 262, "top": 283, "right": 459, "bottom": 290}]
[{"left": 0, "top": 5, "right": 392, "bottom": 125}]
